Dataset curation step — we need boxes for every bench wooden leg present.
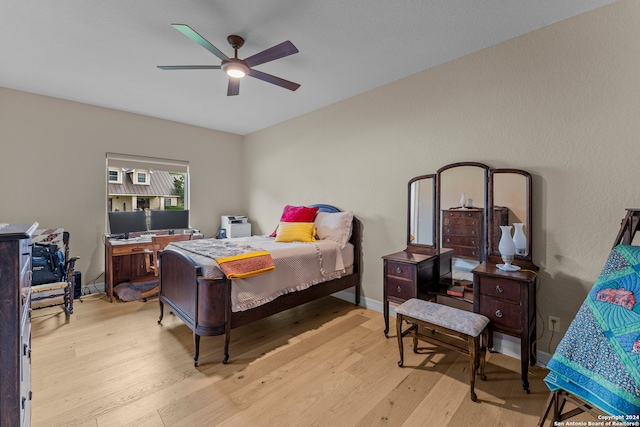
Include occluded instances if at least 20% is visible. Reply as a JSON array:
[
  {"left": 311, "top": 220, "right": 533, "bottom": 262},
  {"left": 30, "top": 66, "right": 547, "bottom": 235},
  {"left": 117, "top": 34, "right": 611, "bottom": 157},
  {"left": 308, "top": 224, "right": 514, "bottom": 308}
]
[
  {"left": 397, "top": 313, "right": 405, "bottom": 367},
  {"left": 479, "top": 329, "right": 488, "bottom": 381},
  {"left": 468, "top": 336, "right": 478, "bottom": 402}
]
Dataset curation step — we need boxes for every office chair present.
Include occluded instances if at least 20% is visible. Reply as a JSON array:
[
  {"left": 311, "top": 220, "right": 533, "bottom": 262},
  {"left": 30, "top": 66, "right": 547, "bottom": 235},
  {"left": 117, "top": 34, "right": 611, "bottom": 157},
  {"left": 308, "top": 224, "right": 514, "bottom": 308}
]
[{"left": 142, "top": 233, "right": 192, "bottom": 299}]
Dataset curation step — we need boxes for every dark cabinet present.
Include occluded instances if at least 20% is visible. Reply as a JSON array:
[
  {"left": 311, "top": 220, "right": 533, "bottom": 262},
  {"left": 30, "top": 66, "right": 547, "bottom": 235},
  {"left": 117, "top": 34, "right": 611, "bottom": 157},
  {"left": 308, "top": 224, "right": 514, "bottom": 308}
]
[
  {"left": 382, "top": 249, "right": 452, "bottom": 336},
  {"left": 0, "top": 222, "right": 37, "bottom": 427},
  {"left": 472, "top": 263, "right": 537, "bottom": 393}
]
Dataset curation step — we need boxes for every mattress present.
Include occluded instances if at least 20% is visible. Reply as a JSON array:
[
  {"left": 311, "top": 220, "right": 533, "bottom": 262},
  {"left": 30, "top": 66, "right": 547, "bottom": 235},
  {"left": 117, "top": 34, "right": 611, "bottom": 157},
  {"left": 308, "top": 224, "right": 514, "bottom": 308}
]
[{"left": 165, "top": 236, "right": 354, "bottom": 312}]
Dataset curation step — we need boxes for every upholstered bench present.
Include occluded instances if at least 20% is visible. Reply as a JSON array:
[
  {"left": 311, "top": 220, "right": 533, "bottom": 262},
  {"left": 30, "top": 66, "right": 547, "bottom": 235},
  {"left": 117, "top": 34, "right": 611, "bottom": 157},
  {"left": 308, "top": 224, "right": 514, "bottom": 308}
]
[{"left": 395, "top": 298, "right": 490, "bottom": 402}]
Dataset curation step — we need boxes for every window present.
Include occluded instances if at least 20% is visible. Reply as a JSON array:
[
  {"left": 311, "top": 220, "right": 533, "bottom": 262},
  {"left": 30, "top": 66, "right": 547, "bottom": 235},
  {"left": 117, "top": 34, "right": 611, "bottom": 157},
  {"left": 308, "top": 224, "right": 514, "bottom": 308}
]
[
  {"left": 106, "top": 153, "right": 190, "bottom": 231},
  {"left": 136, "top": 171, "right": 148, "bottom": 185},
  {"left": 108, "top": 168, "right": 121, "bottom": 184}
]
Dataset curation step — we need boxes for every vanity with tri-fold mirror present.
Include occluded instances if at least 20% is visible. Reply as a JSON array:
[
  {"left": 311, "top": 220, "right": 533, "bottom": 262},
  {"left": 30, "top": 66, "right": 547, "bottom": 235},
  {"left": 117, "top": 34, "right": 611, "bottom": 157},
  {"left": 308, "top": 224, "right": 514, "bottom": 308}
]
[{"left": 382, "top": 161, "right": 538, "bottom": 393}]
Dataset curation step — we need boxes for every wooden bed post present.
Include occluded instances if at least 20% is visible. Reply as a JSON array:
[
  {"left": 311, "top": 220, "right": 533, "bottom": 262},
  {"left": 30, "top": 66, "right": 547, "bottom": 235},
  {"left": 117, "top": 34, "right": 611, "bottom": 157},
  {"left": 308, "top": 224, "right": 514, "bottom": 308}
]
[
  {"left": 223, "top": 278, "right": 232, "bottom": 364},
  {"left": 193, "top": 270, "right": 201, "bottom": 367}
]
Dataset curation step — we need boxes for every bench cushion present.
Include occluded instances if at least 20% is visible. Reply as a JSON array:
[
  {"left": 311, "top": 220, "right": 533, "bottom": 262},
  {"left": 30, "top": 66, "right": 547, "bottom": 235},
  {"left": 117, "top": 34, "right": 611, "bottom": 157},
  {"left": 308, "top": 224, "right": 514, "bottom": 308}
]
[{"left": 396, "top": 298, "right": 489, "bottom": 337}]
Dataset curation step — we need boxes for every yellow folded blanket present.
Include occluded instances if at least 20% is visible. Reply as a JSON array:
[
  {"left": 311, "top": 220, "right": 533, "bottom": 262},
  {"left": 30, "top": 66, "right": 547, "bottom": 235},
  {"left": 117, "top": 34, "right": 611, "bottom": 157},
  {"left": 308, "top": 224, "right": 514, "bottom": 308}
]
[{"left": 216, "top": 250, "right": 275, "bottom": 279}]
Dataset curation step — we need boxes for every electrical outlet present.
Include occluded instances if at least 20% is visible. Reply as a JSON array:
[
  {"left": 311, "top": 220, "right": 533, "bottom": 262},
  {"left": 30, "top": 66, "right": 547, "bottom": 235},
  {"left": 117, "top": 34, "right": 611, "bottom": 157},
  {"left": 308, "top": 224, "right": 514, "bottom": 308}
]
[{"left": 548, "top": 316, "right": 560, "bottom": 332}]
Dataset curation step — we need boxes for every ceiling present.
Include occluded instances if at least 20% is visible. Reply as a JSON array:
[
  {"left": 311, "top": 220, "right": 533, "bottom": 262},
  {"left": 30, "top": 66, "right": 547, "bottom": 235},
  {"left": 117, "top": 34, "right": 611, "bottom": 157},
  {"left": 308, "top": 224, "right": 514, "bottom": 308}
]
[{"left": 1, "top": 1, "right": 616, "bottom": 135}]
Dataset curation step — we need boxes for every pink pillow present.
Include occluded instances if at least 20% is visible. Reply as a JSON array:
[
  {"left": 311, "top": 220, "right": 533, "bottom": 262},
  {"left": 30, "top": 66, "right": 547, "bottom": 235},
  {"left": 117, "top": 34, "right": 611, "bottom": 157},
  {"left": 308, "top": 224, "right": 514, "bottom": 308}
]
[{"left": 270, "top": 205, "right": 320, "bottom": 237}]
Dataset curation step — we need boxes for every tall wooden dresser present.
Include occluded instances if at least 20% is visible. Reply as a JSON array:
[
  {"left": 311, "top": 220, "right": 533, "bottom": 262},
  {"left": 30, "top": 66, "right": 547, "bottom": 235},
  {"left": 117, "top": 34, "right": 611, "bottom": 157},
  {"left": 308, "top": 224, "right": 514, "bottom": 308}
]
[
  {"left": 0, "top": 222, "right": 37, "bottom": 427},
  {"left": 442, "top": 207, "right": 510, "bottom": 261},
  {"left": 442, "top": 208, "right": 484, "bottom": 260}
]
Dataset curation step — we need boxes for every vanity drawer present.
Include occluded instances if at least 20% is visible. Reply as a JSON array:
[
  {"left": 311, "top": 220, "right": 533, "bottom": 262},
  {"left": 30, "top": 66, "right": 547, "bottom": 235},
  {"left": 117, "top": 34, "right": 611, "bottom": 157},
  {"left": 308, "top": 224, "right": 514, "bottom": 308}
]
[
  {"left": 386, "top": 261, "right": 414, "bottom": 281},
  {"left": 386, "top": 277, "right": 415, "bottom": 301},
  {"left": 478, "top": 296, "right": 522, "bottom": 332},
  {"left": 478, "top": 277, "right": 520, "bottom": 302}
]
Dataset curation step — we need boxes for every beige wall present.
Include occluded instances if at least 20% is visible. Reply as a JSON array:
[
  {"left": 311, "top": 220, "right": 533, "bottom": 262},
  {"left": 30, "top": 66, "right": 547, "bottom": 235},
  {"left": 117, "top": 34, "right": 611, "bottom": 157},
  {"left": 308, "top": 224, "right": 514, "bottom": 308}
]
[
  {"left": 0, "top": 88, "right": 245, "bottom": 283},
  {"left": 243, "top": 0, "right": 640, "bottom": 355}
]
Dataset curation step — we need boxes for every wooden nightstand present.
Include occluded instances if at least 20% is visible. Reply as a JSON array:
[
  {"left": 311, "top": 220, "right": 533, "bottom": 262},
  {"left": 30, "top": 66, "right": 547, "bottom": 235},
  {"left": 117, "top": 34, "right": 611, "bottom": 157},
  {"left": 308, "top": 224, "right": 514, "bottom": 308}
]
[
  {"left": 382, "top": 249, "right": 452, "bottom": 336},
  {"left": 472, "top": 263, "right": 537, "bottom": 393}
]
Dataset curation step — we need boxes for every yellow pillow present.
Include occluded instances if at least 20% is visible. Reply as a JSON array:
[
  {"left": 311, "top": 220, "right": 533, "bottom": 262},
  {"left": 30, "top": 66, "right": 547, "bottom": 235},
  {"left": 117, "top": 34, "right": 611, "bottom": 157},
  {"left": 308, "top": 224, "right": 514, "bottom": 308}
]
[{"left": 274, "top": 222, "right": 317, "bottom": 242}]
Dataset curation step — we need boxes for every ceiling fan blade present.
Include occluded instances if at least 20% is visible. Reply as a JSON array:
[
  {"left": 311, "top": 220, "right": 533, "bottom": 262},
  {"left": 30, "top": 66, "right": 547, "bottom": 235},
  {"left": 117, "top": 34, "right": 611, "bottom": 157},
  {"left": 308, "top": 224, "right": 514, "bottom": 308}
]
[
  {"left": 171, "top": 24, "right": 229, "bottom": 61},
  {"left": 243, "top": 41, "right": 299, "bottom": 68},
  {"left": 157, "top": 65, "right": 221, "bottom": 70},
  {"left": 227, "top": 78, "right": 240, "bottom": 96},
  {"left": 248, "top": 69, "right": 300, "bottom": 91}
]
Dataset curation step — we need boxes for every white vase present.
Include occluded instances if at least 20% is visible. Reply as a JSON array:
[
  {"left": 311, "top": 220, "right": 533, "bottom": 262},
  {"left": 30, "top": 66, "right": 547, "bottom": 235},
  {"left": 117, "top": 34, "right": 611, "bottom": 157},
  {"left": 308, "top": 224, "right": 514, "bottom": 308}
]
[
  {"left": 460, "top": 193, "right": 466, "bottom": 209},
  {"left": 498, "top": 225, "right": 518, "bottom": 271},
  {"left": 513, "top": 223, "right": 528, "bottom": 256}
]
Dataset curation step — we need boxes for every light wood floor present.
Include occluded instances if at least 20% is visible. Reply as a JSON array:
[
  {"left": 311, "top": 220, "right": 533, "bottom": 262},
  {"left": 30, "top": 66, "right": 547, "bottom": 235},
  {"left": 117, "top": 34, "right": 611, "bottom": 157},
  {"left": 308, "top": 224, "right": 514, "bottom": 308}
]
[{"left": 30, "top": 295, "right": 591, "bottom": 426}]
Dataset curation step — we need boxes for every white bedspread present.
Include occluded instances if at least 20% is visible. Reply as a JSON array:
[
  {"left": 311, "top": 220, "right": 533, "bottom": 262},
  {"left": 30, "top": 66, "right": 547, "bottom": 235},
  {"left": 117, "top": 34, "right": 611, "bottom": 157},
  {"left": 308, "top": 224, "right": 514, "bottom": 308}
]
[{"left": 165, "top": 236, "right": 353, "bottom": 312}]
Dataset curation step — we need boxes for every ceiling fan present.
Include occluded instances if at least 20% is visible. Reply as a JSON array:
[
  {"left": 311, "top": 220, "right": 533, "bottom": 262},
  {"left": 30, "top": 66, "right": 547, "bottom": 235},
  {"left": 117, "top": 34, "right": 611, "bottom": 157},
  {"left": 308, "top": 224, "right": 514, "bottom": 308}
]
[{"left": 158, "top": 24, "right": 300, "bottom": 96}]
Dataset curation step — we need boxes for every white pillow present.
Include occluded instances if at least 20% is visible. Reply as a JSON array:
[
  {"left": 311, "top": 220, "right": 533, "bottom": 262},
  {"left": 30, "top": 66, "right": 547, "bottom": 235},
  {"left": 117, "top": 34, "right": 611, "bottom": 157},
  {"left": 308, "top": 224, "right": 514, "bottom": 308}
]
[{"left": 314, "top": 211, "right": 353, "bottom": 248}]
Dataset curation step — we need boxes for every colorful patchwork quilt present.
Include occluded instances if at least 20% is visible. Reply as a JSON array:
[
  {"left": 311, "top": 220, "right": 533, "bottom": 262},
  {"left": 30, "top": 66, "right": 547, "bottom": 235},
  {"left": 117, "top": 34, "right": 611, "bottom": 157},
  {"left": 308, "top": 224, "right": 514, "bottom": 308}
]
[{"left": 544, "top": 244, "right": 640, "bottom": 416}]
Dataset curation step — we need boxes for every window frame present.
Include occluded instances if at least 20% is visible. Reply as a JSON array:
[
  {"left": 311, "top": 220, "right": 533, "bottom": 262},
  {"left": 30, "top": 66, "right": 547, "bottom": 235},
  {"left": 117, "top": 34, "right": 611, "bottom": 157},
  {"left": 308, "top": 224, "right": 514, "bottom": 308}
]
[{"left": 106, "top": 153, "right": 190, "bottom": 232}]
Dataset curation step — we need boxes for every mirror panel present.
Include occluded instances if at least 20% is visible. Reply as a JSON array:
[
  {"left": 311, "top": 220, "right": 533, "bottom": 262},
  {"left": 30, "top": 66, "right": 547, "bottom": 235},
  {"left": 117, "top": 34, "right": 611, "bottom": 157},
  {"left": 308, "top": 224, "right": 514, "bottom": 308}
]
[
  {"left": 490, "top": 169, "right": 532, "bottom": 261},
  {"left": 408, "top": 175, "right": 435, "bottom": 248},
  {"left": 407, "top": 162, "right": 534, "bottom": 270},
  {"left": 439, "top": 165, "right": 487, "bottom": 211},
  {"left": 437, "top": 163, "right": 489, "bottom": 265}
]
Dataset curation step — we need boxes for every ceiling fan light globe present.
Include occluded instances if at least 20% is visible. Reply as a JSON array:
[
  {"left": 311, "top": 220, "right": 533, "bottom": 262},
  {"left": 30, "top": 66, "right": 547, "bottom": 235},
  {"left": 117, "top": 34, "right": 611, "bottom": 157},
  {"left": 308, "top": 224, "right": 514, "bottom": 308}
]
[
  {"left": 227, "top": 69, "right": 246, "bottom": 78},
  {"left": 222, "top": 60, "right": 249, "bottom": 78}
]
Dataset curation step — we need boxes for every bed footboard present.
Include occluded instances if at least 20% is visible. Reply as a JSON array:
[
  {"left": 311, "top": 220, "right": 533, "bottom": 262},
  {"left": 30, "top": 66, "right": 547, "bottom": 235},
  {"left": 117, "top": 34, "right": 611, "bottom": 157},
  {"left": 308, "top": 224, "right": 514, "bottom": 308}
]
[{"left": 158, "top": 249, "right": 228, "bottom": 366}]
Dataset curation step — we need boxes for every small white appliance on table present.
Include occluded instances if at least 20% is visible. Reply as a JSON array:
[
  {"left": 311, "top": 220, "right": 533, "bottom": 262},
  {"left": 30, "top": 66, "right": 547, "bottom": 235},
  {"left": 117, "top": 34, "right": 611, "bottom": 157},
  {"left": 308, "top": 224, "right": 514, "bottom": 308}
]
[{"left": 220, "top": 215, "right": 251, "bottom": 238}]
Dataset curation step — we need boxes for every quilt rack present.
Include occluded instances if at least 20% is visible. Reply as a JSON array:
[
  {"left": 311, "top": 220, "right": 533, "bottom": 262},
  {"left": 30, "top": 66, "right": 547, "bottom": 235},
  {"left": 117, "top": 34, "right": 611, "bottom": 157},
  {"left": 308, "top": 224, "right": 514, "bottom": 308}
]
[{"left": 537, "top": 208, "right": 640, "bottom": 426}]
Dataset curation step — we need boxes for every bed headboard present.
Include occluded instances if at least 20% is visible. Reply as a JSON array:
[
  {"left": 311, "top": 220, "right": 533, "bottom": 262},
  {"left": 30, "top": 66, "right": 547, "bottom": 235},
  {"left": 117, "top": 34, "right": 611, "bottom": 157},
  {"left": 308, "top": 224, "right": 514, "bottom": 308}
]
[{"left": 309, "top": 204, "right": 341, "bottom": 213}]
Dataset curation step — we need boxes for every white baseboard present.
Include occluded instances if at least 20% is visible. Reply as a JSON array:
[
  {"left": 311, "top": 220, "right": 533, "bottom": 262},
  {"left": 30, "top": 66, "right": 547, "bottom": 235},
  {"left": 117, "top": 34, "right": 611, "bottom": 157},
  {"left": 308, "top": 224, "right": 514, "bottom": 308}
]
[{"left": 332, "top": 290, "right": 550, "bottom": 367}]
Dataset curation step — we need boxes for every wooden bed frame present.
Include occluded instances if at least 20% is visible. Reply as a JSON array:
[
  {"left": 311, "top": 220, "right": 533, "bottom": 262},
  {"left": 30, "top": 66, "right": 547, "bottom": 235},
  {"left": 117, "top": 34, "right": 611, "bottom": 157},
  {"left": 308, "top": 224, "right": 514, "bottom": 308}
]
[{"left": 157, "top": 209, "right": 361, "bottom": 367}]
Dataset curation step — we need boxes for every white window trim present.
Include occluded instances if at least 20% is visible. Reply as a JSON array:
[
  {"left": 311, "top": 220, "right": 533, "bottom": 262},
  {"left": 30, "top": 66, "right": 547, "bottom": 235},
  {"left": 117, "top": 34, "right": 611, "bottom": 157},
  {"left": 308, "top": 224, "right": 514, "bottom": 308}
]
[
  {"left": 108, "top": 167, "right": 122, "bottom": 184},
  {"left": 134, "top": 169, "right": 150, "bottom": 185}
]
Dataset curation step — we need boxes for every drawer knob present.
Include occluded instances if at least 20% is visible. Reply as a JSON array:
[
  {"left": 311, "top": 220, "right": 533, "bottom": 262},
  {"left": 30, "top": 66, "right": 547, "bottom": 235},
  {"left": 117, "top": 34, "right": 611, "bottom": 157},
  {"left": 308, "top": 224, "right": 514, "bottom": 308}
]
[
  {"left": 495, "top": 310, "right": 503, "bottom": 318},
  {"left": 496, "top": 285, "right": 504, "bottom": 293},
  {"left": 446, "top": 238, "right": 451, "bottom": 243},
  {"left": 397, "top": 286, "right": 402, "bottom": 293},
  {"left": 395, "top": 267, "right": 402, "bottom": 274}
]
